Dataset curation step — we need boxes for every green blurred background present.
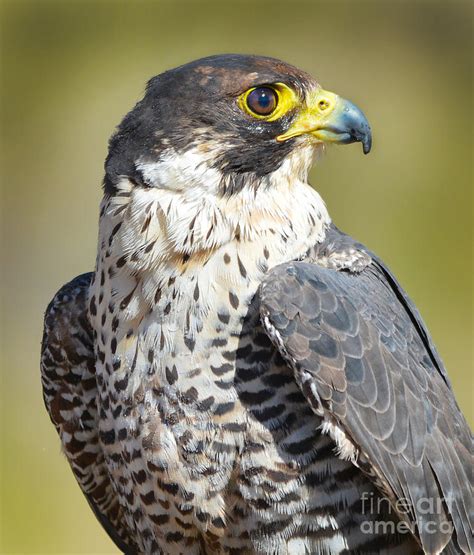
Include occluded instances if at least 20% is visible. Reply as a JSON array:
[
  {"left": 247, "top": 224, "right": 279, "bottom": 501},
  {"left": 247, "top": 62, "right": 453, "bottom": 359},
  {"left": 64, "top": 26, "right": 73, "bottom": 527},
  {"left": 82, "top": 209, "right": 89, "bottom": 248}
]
[{"left": 1, "top": 0, "right": 472, "bottom": 553}]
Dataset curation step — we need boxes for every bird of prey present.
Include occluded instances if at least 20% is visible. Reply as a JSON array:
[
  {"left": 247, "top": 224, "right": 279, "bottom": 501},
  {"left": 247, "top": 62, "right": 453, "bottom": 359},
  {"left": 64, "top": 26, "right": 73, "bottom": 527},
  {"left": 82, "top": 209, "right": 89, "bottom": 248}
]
[{"left": 41, "top": 54, "right": 472, "bottom": 555}]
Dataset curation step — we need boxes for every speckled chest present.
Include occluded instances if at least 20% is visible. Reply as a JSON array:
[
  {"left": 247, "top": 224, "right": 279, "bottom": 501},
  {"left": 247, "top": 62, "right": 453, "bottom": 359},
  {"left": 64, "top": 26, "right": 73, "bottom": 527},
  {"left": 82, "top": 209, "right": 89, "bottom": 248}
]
[
  {"left": 88, "top": 236, "right": 363, "bottom": 553},
  {"left": 85, "top": 175, "right": 378, "bottom": 553}
]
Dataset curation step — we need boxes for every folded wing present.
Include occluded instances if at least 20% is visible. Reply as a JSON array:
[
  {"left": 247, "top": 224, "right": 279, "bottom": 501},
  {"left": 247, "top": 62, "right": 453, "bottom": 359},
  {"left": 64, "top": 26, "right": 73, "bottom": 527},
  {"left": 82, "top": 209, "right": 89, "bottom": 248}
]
[
  {"left": 41, "top": 273, "right": 137, "bottom": 554},
  {"left": 260, "top": 255, "right": 472, "bottom": 554}
]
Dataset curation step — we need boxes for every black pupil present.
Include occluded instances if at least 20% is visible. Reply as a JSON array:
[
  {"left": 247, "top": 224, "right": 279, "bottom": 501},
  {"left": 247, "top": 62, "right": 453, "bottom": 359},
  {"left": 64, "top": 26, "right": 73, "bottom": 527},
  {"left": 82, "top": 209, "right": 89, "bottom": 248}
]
[{"left": 247, "top": 87, "right": 277, "bottom": 115}]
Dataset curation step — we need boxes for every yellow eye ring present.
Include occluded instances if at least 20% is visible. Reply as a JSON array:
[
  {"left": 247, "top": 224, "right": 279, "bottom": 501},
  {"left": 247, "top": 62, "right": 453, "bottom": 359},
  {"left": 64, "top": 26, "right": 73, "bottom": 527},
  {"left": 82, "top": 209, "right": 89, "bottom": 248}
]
[{"left": 238, "top": 83, "right": 299, "bottom": 122}]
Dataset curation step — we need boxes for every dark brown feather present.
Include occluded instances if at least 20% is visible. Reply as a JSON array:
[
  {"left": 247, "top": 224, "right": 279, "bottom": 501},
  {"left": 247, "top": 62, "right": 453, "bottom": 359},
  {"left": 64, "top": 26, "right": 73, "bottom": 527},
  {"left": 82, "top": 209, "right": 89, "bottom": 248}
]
[{"left": 40, "top": 273, "right": 137, "bottom": 554}]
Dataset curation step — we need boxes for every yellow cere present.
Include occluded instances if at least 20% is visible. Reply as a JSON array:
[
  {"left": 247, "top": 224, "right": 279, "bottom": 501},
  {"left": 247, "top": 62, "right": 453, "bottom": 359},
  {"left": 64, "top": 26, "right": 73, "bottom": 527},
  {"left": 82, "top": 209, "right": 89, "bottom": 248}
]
[
  {"left": 238, "top": 82, "right": 299, "bottom": 121},
  {"left": 276, "top": 88, "right": 339, "bottom": 142}
]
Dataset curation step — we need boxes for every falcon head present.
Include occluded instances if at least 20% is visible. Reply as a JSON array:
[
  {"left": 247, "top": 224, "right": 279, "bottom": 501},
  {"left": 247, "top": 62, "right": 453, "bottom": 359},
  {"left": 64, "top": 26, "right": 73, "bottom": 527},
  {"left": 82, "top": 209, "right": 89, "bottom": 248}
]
[{"left": 104, "top": 54, "right": 371, "bottom": 196}]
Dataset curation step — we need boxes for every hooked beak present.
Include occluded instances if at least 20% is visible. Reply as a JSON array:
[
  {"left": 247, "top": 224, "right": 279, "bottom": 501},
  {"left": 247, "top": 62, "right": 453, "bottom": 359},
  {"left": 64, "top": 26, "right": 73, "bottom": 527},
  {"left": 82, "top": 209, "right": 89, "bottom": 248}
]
[{"left": 277, "top": 88, "right": 372, "bottom": 154}]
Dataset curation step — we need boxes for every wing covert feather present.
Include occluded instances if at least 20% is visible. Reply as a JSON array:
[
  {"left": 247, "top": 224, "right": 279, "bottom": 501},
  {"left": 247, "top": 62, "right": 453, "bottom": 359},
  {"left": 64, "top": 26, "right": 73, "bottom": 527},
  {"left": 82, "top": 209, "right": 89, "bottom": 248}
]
[{"left": 260, "top": 258, "right": 472, "bottom": 554}]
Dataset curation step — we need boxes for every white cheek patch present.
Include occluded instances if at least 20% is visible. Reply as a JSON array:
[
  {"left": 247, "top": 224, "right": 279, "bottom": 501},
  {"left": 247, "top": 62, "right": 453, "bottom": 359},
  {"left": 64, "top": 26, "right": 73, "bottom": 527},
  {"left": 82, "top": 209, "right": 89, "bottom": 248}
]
[{"left": 135, "top": 144, "right": 224, "bottom": 194}]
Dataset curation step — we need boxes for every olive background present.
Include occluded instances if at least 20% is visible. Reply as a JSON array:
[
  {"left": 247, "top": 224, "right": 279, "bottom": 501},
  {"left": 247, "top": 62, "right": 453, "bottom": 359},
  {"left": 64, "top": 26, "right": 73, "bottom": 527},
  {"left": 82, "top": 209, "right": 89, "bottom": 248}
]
[{"left": 1, "top": 1, "right": 472, "bottom": 553}]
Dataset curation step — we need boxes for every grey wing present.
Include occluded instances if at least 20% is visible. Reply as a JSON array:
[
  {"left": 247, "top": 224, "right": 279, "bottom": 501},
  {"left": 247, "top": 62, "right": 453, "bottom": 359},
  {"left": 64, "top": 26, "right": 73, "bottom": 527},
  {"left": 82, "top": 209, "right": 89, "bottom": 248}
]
[
  {"left": 41, "top": 273, "right": 137, "bottom": 554},
  {"left": 260, "top": 259, "right": 473, "bottom": 554}
]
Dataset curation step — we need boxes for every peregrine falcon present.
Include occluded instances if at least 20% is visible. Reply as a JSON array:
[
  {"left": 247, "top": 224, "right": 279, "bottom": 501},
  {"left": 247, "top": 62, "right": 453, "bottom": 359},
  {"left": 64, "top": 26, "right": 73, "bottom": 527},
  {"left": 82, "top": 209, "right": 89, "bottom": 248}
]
[{"left": 41, "top": 54, "right": 472, "bottom": 555}]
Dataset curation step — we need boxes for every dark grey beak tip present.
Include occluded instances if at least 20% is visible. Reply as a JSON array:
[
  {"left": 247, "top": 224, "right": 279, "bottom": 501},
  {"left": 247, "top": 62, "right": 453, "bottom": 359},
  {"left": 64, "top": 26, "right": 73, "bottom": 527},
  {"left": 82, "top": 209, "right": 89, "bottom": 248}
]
[
  {"left": 362, "top": 133, "right": 372, "bottom": 155},
  {"left": 339, "top": 99, "right": 372, "bottom": 155}
]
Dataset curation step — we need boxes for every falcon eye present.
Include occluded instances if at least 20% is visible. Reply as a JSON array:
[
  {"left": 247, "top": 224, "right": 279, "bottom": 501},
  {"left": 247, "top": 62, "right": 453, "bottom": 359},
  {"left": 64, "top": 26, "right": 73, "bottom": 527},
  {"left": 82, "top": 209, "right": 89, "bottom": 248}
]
[
  {"left": 237, "top": 82, "right": 298, "bottom": 122},
  {"left": 246, "top": 87, "right": 278, "bottom": 116}
]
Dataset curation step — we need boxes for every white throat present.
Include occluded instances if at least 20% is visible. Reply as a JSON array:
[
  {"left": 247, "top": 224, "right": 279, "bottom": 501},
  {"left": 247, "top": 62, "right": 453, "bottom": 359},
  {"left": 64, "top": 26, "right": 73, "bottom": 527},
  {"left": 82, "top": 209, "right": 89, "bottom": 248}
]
[
  {"left": 95, "top": 144, "right": 331, "bottom": 327},
  {"left": 108, "top": 144, "right": 329, "bottom": 258}
]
